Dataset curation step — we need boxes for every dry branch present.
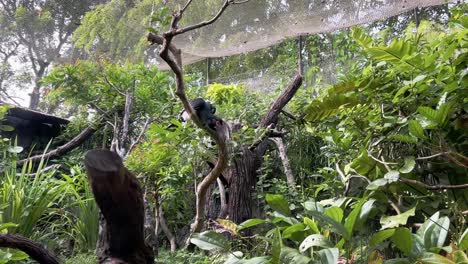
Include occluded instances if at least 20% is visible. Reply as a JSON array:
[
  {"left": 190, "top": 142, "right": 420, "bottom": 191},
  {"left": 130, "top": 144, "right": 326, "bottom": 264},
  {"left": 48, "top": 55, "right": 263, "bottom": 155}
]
[
  {"left": 399, "top": 178, "right": 468, "bottom": 190},
  {"left": 17, "top": 122, "right": 103, "bottom": 166},
  {"left": 259, "top": 74, "right": 303, "bottom": 129},
  {"left": 0, "top": 234, "right": 60, "bottom": 264}
]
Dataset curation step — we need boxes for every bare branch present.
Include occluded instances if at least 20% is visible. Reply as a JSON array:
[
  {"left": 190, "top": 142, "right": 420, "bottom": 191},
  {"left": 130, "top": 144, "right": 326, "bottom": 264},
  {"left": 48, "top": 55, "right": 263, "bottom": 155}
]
[
  {"left": 259, "top": 74, "right": 303, "bottom": 128},
  {"left": 18, "top": 120, "right": 104, "bottom": 166},
  {"left": 416, "top": 152, "right": 450, "bottom": 160},
  {"left": 399, "top": 177, "right": 468, "bottom": 190},
  {"left": 104, "top": 76, "right": 125, "bottom": 96},
  {"left": 126, "top": 116, "right": 152, "bottom": 158},
  {"left": 174, "top": 0, "right": 232, "bottom": 36},
  {"left": 181, "top": 0, "right": 195, "bottom": 13}
]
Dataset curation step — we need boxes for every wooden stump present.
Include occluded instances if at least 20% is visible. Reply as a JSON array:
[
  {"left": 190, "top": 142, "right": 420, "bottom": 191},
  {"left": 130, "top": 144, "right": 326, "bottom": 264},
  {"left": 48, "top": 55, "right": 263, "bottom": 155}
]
[{"left": 84, "top": 150, "right": 154, "bottom": 264}]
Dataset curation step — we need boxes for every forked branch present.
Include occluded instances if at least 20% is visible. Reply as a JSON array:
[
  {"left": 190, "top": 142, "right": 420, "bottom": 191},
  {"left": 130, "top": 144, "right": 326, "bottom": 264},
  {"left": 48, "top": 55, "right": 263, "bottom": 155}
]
[{"left": 147, "top": 0, "right": 242, "bottom": 242}]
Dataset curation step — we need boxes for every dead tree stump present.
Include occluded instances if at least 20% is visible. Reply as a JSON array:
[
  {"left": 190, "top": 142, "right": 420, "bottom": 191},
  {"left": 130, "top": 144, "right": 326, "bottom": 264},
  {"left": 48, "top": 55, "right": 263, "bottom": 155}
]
[{"left": 84, "top": 149, "right": 154, "bottom": 264}]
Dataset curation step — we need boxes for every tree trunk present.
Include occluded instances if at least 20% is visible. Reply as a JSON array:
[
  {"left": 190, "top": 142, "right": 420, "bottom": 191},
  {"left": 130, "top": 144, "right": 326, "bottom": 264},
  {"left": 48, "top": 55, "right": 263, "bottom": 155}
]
[
  {"left": 227, "top": 147, "right": 261, "bottom": 224},
  {"left": 84, "top": 149, "right": 154, "bottom": 264},
  {"left": 226, "top": 74, "right": 303, "bottom": 224},
  {"left": 29, "top": 62, "right": 49, "bottom": 110},
  {"left": 158, "top": 205, "right": 176, "bottom": 252}
]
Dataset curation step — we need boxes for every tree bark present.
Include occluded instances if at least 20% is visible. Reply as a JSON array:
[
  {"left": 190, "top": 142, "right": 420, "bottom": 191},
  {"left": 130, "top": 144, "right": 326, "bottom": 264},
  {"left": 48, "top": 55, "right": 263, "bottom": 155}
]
[
  {"left": 158, "top": 205, "right": 176, "bottom": 252},
  {"left": 85, "top": 149, "right": 154, "bottom": 264},
  {"left": 226, "top": 74, "right": 303, "bottom": 224},
  {"left": 29, "top": 61, "right": 49, "bottom": 110},
  {"left": 227, "top": 147, "right": 261, "bottom": 223},
  {"left": 0, "top": 233, "right": 60, "bottom": 264},
  {"left": 271, "top": 137, "right": 296, "bottom": 190}
]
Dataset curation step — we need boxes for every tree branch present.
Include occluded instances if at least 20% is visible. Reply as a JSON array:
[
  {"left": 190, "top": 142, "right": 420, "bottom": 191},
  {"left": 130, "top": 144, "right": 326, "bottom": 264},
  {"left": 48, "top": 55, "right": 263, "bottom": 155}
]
[
  {"left": 173, "top": 0, "right": 232, "bottom": 36},
  {"left": 399, "top": 178, "right": 468, "bottom": 190},
  {"left": 259, "top": 74, "right": 303, "bottom": 129},
  {"left": 0, "top": 234, "right": 60, "bottom": 264},
  {"left": 147, "top": 0, "right": 236, "bottom": 243},
  {"left": 17, "top": 121, "right": 104, "bottom": 166}
]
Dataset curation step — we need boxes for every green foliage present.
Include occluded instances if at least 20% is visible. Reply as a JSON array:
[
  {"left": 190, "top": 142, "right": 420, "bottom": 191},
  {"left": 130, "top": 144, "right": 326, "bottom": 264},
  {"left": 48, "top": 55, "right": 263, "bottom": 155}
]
[
  {"left": 65, "top": 253, "right": 97, "bottom": 264},
  {"left": 0, "top": 222, "right": 29, "bottom": 263},
  {"left": 61, "top": 169, "right": 99, "bottom": 253},
  {"left": 73, "top": 0, "right": 156, "bottom": 61},
  {"left": 156, "top": 249, "right": 225, "bottom": 264},
  {"left": 44, "top": 61, "right": 172, "bottom": 118},
  {"left": 0, "top": 156, "right": 69, "bottom": 237},
  {"left": 297, "top": 4, "right": 468, "bottom": 262}
]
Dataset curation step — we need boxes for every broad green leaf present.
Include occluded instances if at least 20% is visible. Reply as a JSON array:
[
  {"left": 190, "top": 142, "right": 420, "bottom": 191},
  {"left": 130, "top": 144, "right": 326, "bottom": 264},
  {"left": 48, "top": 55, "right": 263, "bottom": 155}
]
[
  {"left": 355, "top": 199, "right": 376, "bottom": 230},
  {"left": 238, "top": 219, "right": 269, "bottom": 231},
  {"left": 367, "top": 178, "right": 388, "bottom": 190},
  {"left": 458, "top": 228, "right": 468, "bottom": 251},
  {"left": 350, "top": 150, "right": 377, "bottom": 176},
  {"left": 307, "top": 210, "right": 349, "bottom": 240},
  {"left": 190, "top": 231, "right": 229, "bottom": 251},
  {"left": 280, "top": 247, "right": 311, "bottom": 264},
  {"left": 299, "top": 234, "right": 332, "bottom": 252},
  {"left": 418, "top": 212, "right": 440, "bottom": 237},
  {"left": 423, "top": 216, "right": 450, "bottom": 250},
  {"left": 303, "top": 200, "right": 324, "bottom": 213},
  {"left": 316, "top": 248, "right": 339, "bottom": 264},
  {"left": 384, "top": 170, "right": 400, "bottom": 183},
  {"left": 412, "top": 234, "right": 425, "bottom": 257},
  {"left": 325, "top": 206, "right": 343, "bottom": 223},
  {"left": 370, "top": 229, "right": 396, "bottom": 247},
  {"left": 7, "top": 249, "right": 28, "bottom": 261},
  {"left": 282, "top": 223, "right": 306, "bottom": 240},
  {"left": 408, "top": 120, "right": 427, "bottom": 139},
  {"left": 419, "top": 253, "right": 454, "bottom": 264},
  {"left": 271, "top": 228, "right": 282, "bottom": 264},
  {"left": 0, "top": 250, "right": 13, "bottom": 261},
  {"left": 392, "top": 227, "right": 413, "bottom": 256},
  {"left": 303, "top": 217, "right": 320, "bottom": 234},
  {"left": 344, "top": 199, "right": 366, "bottom": 238},
  {"left": 399, "top": 157, "right": 416, "bottom": 174},
  {"left": 266, "top": 194, "right": 291, "bottom": 216},
  {"left": 380, "top": 207, "right": 416, "bottom": 230},
  {"left": 0, "top": 125, "right": 14, "bottom": 132}
]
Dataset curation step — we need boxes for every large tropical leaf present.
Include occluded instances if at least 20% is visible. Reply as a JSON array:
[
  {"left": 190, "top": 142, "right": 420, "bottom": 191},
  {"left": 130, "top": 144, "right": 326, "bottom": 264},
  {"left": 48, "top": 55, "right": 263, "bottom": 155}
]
[
  {"left": 279, "top": 247, "right": 311, "bottom": 264},
  {"left": 365, "top": 39, "right": 417, "bottom": 71},
  {"left": 266, "top": 194, "right": 291, "bottom": 216},
  {"left": 304, "top": 94, "right": 358, "bottom": 122},
  {"left": 190, "top": 231, "right": 229, "bottom": 251}
]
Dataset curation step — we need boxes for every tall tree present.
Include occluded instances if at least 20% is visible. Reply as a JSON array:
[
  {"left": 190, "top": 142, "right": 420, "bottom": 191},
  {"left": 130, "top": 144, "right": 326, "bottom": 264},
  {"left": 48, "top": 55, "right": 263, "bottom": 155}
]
[{"left": 0, "top": 0, "right": 94, "bottom": 109}]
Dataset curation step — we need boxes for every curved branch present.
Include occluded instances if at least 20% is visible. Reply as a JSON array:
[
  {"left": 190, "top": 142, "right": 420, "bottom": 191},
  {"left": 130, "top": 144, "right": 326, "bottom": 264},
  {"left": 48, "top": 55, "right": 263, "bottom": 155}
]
[
  {"left": 174, "top": 0, "right": 232, "bottom": 36},
  {"left": 17, "top": 122, "right": 103, "bottom": 166},
  {"left": 148, "top": 1, "right": 234, "bottom": 244},
  {"left": 0, "top": 234, "right": 60, "bottom": 264}
]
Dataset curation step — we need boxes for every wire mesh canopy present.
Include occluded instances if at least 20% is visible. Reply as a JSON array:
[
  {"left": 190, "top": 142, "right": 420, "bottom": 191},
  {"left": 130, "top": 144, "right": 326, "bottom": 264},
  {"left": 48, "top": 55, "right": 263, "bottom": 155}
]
[{"left": 156, "top": 0, "right": 448, "bottom": 67}]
